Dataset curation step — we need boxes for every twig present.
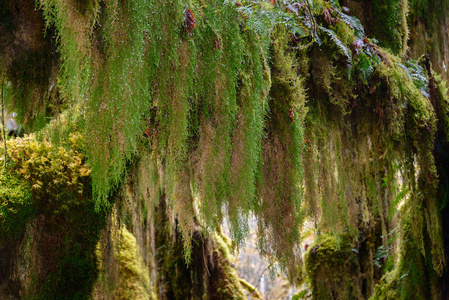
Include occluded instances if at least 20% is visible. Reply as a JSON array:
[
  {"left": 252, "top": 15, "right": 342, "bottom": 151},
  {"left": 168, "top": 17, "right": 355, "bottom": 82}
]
[
  {"left": 253, "top": 262, "right": 273, "bottom": 292},
  {"left": 304, "top": 0, "right": 319, "bottom": 43},
  {"left": 203, "top": 242, "right": 211, "bottom": 277},
  {"left": 1, "top": 78, "right": 6, "bottom": 170}
]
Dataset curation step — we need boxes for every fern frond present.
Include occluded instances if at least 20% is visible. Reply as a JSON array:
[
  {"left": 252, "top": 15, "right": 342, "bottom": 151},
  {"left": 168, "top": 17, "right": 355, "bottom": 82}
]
[
  {"left": 319, "top": 26, "right": 352, "bottom": 63},
  {"left": 359, "top": 53, "right": 374, "bottom": 81},
  {"left": 338, "top": 11, "right": 365, "bottom": 39},
  {"left": 398, "top": 60, "right": 429, "bottom": 98}
]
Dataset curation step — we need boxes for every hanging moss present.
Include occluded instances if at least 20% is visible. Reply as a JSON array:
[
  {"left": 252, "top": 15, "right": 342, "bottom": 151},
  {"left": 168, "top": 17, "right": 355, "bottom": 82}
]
[
  {"left": 254, "top": 25, "right": 307, "bottom": 283},
  {"left": 2, "top": 0, "right": 449, "bottom": 298},
  {"left": 371, "top": 0, "right": 409, "bottom": 54}
]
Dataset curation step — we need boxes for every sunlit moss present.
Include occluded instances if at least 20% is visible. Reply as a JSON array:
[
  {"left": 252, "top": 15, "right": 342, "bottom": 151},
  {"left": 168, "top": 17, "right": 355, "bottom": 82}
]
[
  {"left": 305, "top": 234, "right": 362, "bottom": 299},
  {"left": 212, "top": 232, "right": 247, "bottom": 299},
  {"left": 114, "top": 225, "right": 155, "bottom": 300},
  {"left": 0, "top": 172, "right": 33, "bottom": 241}
]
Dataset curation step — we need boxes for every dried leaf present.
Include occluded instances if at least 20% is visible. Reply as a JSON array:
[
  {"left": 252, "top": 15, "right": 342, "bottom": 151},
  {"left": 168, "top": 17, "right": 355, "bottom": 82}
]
[{"left": 184, "top": 7, "right": 197, "bottom": 33}]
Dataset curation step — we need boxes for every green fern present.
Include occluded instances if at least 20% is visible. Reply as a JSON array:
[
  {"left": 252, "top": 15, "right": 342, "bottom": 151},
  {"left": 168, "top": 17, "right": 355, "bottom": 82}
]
[
  {"left": 338, "top": 10, "right": 365, "bottom": 39},
  {"left": 238, "top": 0, "right": 312, "bottom": 41},
  {"left": 319, "top": 26, "right": 352, "bottom": 63},
  {"left": 359, "top": 53, "right": 374, "bottom": 81},
  {"left": 398, "top": 60, "right": 429, "bottom": 98}
]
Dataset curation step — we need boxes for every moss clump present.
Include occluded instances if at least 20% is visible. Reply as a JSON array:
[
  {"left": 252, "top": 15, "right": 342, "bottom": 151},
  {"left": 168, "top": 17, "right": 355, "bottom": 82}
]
[
  {"left": 114, "top": 225, "right": 154, "bottom": 300},
  {"left": 305, "top": 235, "right": 361, "bottom": 300},
  {"left": 0, "top": 172, "right": 33, "bottom": 241},
  {"left": 211, "top": 232, "right": 246, "bottom": 300},
  {"left": 4, "top": 134, "right": 91, "bottom": 212}
]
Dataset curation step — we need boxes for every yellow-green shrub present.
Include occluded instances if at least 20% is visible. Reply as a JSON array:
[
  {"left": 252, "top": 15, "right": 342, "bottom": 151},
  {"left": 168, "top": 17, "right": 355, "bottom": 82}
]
[{"left": 3, "top": 134, "right": 90, "bottom": 213}]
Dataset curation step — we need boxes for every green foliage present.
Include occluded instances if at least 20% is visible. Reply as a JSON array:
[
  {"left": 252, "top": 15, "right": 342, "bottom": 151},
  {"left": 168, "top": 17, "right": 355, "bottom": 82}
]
[
  {"left": 2, "top": 1, "right": 449, "bottom": 298},
  {"left": 238, "top": 0, "right": 311, "bottom": 40},
  {"left": 398, "top": 59, "right": 429, "bottom": 98},
  {"left": 319, "top": 26, "right": 351, "bottom": 62},
  {"left": 0, "top": 133, "right": 104, "bottom": 299},
  {"left": 337, "top": 7, "right": 365, "bottom": 39},
  {"left": 5, "top": 134, "right": 90, "bottom": 212}
]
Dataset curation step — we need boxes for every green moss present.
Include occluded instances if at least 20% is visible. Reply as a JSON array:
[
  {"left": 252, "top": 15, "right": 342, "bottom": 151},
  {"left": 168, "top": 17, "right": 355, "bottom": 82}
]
[
  {"left": 0, "top": 134, "right": 106, "bottom": 299},
  {"left": 238, "top": 278, "right": 263, "bottom": 299},
  {"left": 4, "top": 134, "right": 91, "bottom": 211},
  {"left": 212, "top": 232, "right": 246, "bottom": 299},
  {"left": 0, "top": 172, "right": 33, "bottom": 241},
  {"left": 371, "top": 204, "right": 438, "bottom": 300},
  {"left": 369, "top": 0, "right": 409, "bottom": 55},
  {"left": 305, "top": 234, "right": 361, "bottom": 300},
  {"left": 114, "top": 225, "right": 154, "bottom": 300},
  {"left": 2, "top": 1, "right": 449, "bottom": 298}
]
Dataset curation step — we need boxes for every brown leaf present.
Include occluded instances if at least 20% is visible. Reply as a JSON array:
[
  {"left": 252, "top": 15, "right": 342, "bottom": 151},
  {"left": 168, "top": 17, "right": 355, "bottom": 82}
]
[
  {"left": 184, "top": 7, "right": 197, "bottom": 33},
  {"left": 288, "top": 108, "right": 295, "bottom": 122},
  {"left": 323, "top": 8, "right": 336, "bottom": 25},
  {"left": 214, "top": 37, "right": 221, "bottom": 50}
]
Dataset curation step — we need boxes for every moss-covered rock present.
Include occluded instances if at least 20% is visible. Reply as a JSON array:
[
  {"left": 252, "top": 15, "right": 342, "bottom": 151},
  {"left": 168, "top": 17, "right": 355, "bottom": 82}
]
[
  {"left": 305, "top": 235, "right": 362, "bottom": 300},
  {"left": 114, "top": 224, "right": 154, "bottom": 300}
]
